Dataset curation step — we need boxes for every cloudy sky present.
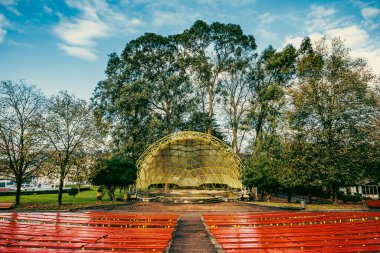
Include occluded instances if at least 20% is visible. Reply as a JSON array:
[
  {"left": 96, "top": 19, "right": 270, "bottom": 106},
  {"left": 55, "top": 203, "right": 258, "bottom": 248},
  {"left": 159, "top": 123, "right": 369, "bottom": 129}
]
[{"left": 0, "top": 0, "right": 379, "bottom": 100}]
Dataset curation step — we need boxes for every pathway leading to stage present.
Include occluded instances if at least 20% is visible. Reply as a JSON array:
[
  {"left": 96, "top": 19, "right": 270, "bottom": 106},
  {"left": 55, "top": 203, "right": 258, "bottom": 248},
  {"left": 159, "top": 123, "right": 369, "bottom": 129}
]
[{"left": 169, "top": 213, "right": 217, "bottom": 253}]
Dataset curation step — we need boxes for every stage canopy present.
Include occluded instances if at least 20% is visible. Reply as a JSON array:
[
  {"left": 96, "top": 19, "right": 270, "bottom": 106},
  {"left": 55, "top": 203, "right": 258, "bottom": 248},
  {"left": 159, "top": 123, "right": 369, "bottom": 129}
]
[{"left": 136, "top": 131, "right": 242, "bottom": 190}]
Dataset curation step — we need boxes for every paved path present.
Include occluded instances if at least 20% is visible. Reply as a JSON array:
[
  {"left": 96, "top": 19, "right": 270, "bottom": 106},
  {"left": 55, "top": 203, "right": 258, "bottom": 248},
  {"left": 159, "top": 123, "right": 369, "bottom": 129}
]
[{"left": 169, "top": 213, "right": 217, "bottom": 253}]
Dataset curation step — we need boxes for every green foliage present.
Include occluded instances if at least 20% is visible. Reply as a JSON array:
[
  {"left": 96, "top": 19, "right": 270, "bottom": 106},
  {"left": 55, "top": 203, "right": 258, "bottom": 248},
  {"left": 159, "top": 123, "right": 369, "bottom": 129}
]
[
  {"left": 93, "top": 32, "right": 195, "bottom": 161},
  {"left": 287, "top": 37, "right": 378, "bottom": 203},
  {"left": 185, "top": 112, "right": 225, "bottom": 140},
  {"left": 90, "top": 22, "right": 380, "bottom": 204},
  {"left": 91, "top": 157, "right": 137, "bottom": 200},
  {"left": 243, "top": 136, "right": 283, "bottom": 199},
  {"left": 247, "top": 44, "right": 297, "bottom": 147},
  {"left": 68, "top": 188, "right": 79, "bottom": 197},
  {"left": 337, "top": 193, "right": 362, "bottom": 203},
  {"left": 178, "top": 20, "right": 257, "bottom": 135},
  {"left": 243, "top": 153, "right": 279, "bottom": 196}
]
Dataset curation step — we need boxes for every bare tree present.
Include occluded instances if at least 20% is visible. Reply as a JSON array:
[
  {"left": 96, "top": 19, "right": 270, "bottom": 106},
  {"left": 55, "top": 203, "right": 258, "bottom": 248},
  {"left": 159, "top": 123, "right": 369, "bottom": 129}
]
[
  {"left": 221, "top": 58, "right": 254, "bottom": 153},
  {"left": 0, "top": 80, "right": 46, "bottom": 205},
  {"left": 42, "top": 91, "right": 98, "bottom": 205}
]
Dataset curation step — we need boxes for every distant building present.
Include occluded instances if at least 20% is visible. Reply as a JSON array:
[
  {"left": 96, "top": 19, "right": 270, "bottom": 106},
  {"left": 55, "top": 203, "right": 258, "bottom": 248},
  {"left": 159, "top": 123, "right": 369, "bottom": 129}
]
[
  {"left": 339, "top": 183, "right": 379, "bottom": 200},
  {"left": 0, "top": 178, "right": 15, "bottom": 189}
]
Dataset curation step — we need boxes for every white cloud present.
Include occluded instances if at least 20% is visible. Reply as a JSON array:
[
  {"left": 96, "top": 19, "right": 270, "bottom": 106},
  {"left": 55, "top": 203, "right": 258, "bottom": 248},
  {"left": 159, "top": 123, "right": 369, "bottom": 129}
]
[
  {"left": 54, "top": 0, "right": 143, "bottom": 61},
  {"left": 196, "top": 0, "right": 255, "bottom": 6},
  {"left": 54, "top": 18, "right": 110, "bottom": 47},
  {"left": 361, "top": 7, "right": 380, "bottom": 19},
  {"left": 284, "top": 32, "right": 323, "bottom": 48},
  {"left": 351, "top": 48, "right": 380, "bottom": 77},
  {"left": 259, "top": 12, "right": 275, "bottom": 25},
  {"left": 257, "top": 27, "right": 277, "bottom": 42},
  {"left": 152, "top": 10, "right": 198, "bottom": 29},
  {"left": 255, "top": 12, "right": 278, "bottom": 42},
  {"left": 325, "top": 25, "right": 369, "bottom": 49},
  {"left": 59, "top": 44, "right": 98, "bottom": 61},
  {"left": 43, "top": 5, "right": 53, "bottom": 15},
  {"left": 148, "top": 2, "right": 201, "bottom": 31},
  {"left": 0, "top": 0, "right": 20, "bottom": 15},
  {"left": 304, "top": 4, "right": 349, "bottom": 34},
  {"left": 283, "top": 4, "right": 380, "bottom": 76},
  {"left": 361, "top": 7, "right": 380, "bottom": 30},
  {"left": 284, "top": 26, "right": 370, "bottom": 51},
  {"left": 284, "top": 28, "right": 380, "bottom": 76},
  {"left": 0, "top": 14, "right": 8, "bottom": 44},
  {"left": 308, "top": 4, "right": 336, "bottom": 17}
]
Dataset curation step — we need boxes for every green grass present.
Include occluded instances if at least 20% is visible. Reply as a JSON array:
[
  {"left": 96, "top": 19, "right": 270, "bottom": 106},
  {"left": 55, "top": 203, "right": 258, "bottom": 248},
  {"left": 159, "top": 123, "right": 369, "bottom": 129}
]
[
  {"left": 252, "top": 201, "right": 367, "bottom": 211},
  {"left": 0, "top": 187, "right": 128, "bottom": 210}
]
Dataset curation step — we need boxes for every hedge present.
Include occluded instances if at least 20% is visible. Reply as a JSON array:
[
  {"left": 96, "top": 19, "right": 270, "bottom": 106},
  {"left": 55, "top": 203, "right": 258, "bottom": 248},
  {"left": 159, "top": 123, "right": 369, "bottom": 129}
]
[{"left": 0, "top": 187, "right": 90, "bottom": 196}]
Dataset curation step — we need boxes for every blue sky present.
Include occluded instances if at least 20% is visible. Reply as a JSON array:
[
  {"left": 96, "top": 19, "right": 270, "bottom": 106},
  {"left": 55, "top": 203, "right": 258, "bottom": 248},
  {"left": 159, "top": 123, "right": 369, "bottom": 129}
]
[{"left": 0, "top": 0, "right": 379, "bottom": 100}]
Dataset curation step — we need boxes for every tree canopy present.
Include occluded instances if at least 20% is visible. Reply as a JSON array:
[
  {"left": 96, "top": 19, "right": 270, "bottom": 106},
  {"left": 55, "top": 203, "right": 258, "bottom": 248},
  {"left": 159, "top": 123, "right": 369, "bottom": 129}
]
[{"left": 91, "top": 157, "right": 137, "bottom": 200}]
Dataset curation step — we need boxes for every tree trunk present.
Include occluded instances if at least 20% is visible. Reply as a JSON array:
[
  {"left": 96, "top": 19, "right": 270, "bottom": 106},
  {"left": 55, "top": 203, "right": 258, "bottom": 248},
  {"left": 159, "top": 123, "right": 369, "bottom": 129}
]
[
  {"left": 331, "top": 186, "right": 338, "bottom": 205},
  {"left": 107, "top": 187, "right": 115, "bottom": 201},
  {"left": 123, "top": 186, "right": 127, "bottom": 201},
  {"left": 15, "top": 179, "right": 22, "bottom": 206},
  {"left": 58, "top": 171, "right": 65, "bottom": 205},
  {"left": 207, "top": 91, "right": 213, "bottom": 135},
  {"left": 232, "top": 126, "right": 238, "bottom": 153},
  {"left": 287, "top": 191, "right": 292, "bottom": 203}
]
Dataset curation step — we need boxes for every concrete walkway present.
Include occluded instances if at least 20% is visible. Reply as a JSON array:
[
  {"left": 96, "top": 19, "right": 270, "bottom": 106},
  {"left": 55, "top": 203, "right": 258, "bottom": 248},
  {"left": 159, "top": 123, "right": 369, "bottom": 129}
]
[{"left": 169, "top": 213, "right": 218, "bottom": 253}]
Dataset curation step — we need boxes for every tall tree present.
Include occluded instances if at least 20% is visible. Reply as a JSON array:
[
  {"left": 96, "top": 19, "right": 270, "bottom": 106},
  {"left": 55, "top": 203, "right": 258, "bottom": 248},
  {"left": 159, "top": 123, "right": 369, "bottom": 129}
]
[
  {"left": 42, "top": 91, "right": 98, "bottom": 205},
  {"left": 93, "top": 33, "right": 195, "bottom": 161},
  {"left": 247, "top": 44, "right": 297, "bottom": 147},
  {"left": 288, "top": 37, "right": 377, "bottom": 204},
  {"left": 366, "top": 83, "right": 380, "bottom": 182},
  {"left": 177, "top": 20, "right": 257, "bottom": 135},
  {"left": 220, "top": 53, "right": 256, "bottom": 153},
  {"left": 0, "top": 80, "right": 45, "bottom": 206}
]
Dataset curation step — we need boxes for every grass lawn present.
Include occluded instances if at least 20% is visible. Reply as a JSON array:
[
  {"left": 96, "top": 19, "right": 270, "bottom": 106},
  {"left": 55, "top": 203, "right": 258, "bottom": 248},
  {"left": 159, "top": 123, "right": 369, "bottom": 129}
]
[
  {"left": 252, "top": 201, "right": 367, "bottom": 211},
  {"left": 0, "top": 187, "right": 128, "bottom": 210}
]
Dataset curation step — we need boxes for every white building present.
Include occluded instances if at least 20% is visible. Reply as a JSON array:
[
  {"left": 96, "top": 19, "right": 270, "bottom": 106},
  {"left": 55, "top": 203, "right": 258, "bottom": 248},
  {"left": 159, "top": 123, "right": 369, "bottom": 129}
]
[
  {"left": 339, "top": 184, "right": 379, "bottom": 200},
  {"left": 0, "top": 178, "right": 15, "bottom": 189}
]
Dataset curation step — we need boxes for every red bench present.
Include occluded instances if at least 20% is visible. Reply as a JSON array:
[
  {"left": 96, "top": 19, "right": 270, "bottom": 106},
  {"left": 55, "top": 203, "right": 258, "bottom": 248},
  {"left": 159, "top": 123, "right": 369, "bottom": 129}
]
[
  {"left": 0, "top": 212, "right": 178, "bottom": 252},
  {"left": 204, "top": 212, "right": 380, "bottom": 252},
  {"left": 0, "top": 203, "right": 14, "bottom": 210},
  {"left": 367, "top": 200, "right": 380, "bottom": 208}
]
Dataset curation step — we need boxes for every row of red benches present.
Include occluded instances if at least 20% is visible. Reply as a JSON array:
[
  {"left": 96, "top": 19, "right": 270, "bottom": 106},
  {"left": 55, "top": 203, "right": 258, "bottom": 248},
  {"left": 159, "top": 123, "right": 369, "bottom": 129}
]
[
  {"left": 203, "top": 211, "right": 380, "bottom": 253},
  {"left": 0, "top": 212, "right": 179, "bottom": 253},
  {"left": 0, "top": 212, "right": 178, "bottom": 228},
  {"left": 203, "top": 211, "right": 380, "bottom": 228}
]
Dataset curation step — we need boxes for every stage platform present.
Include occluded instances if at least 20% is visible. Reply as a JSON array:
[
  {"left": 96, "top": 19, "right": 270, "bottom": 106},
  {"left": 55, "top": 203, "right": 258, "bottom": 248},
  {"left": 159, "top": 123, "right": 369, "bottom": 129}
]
[{"left": 138, "top": 188, "right": 241, "bottom": 203}]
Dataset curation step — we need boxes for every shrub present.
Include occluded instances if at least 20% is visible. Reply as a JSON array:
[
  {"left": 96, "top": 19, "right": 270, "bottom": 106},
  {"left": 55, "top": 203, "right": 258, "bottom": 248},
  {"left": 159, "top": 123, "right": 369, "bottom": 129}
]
[
  {"left": 338, "top": 193, "right": 362, "bottom": 203},
  {"left": 68, "top": 188, "right": 79, "bottom": 197}
]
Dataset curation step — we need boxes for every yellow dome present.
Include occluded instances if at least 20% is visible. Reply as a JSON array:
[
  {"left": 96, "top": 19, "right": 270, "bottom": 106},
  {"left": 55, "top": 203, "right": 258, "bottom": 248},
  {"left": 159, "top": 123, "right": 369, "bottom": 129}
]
[{"left": 136, "top": 131, "right": 242, "bottom": 190}]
